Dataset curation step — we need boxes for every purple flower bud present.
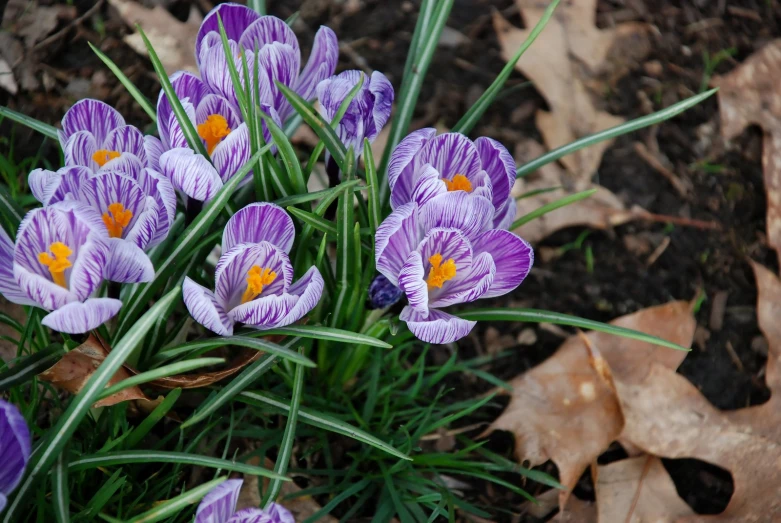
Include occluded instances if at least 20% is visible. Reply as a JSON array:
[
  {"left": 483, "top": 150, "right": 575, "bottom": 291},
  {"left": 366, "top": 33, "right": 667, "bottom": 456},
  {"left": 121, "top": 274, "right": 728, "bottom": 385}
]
[{"left": 368, "top": 274, "right": 403, "bottom": 309}]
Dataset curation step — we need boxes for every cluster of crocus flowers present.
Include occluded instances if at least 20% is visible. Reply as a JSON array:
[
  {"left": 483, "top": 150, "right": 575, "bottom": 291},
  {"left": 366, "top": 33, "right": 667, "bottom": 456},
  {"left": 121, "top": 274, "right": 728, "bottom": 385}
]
[
  {"left": 183, "top": 202, "right": 324, "bottom": 336},
  {"left": 0, "top": 400, "right": 30, "bottom": 512},
  {"left": 376, "top": 189, "right": 532, "bottom": 344},
  {"left": 195, "top": 479, "right": 293, "bottom": 523}
]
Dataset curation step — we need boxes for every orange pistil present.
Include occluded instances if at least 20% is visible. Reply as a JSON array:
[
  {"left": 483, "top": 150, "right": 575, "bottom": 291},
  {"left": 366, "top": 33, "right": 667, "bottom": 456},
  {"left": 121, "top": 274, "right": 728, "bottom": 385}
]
[
  {"left": 38, "top": 242, "right": 73, "bottom": 288},
  {"left": 102, "top": 202, "right": 134, "bottom": 238},
  {"left": 426, "top": 253, "right": 457, "bottom": 289},
  {"left": 92, "top": 149, "right": 121, "bottom": 167},
  {"left": 240, "top": 266, "right": 278, "bottom": 304},
  {"left": 197, "top": 114, "right": 231, "bottom": 154},
  {"left": 443, "top": 174, "right": 473, "bottom": 193}
]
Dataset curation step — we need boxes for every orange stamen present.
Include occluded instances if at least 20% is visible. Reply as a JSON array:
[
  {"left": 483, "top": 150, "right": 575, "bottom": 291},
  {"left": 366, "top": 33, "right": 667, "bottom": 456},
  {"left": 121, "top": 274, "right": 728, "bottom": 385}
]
[
  {"left": 38, "top": 242, "right": 72, "bottom": 288},
  {"left": 102, "top": 202, "right": 134, "bottom": 238},
  {"left": 426, "top": 253, "right": 457, "bottom": 289},
  {"left": 240, "top": 266, "right": 277, "bottom": 304},
  {"left": 92, "top": 149, "right": 121, "bottom": 167},
  {"left": 197, "top": 114, "right": 231, "bottom": 155},
  {"left": 443, "top": 174, "right": 473, "bottom": 193}
]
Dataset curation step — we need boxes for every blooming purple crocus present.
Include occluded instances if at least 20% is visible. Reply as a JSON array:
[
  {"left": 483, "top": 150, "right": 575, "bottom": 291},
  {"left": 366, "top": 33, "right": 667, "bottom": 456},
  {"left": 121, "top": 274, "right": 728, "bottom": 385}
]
[
  {"left": 375, "top": 191, "right": 533, "bottom": 344},
  {"left": 183, "top": 202, "right": 323, "bottom": 336},
  {"left": 388, "top": 129, "right": 518, "bottom": 230},
  {"left": 195, "top": 479, "right": 293, "bottom": 523},
  {"left": 195, "top": 3, "right": 338, "bottom": 123},
  {"left": 316, "top": 70, "right": 394, "bottom": 159},
  {"left": 0, "top": 202, "right": 121, "bottom": 333},
  {"left": 0, "top": 400, "right": 31, "bottom": 512},
  {"left": 58, "top": 99, "right": 164, "bottom": 172},
  {"left": 28, "top": 158, "right": 177, "bottom": 283}
]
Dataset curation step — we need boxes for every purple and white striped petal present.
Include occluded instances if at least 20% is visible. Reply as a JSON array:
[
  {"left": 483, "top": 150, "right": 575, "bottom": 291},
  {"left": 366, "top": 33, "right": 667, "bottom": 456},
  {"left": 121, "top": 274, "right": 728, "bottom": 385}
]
[
  {"left": 419, "top": 191, "right": 494, "bottom": 242},
  {"left": 272, "top": 265, "right": 324, "bottom": 328},
  {"left": 225, "top": 509, "right": 266, "bottom": 523},
  {"left": 400, "top": 306, "right": 476, "bottom": 345},
  {"left": 493, "top": 197, "right": 517, "bottom": 230},
  {"left": 472, "top": 229, "right": 533, "bottom": 298},
  {"left": 59, "top": 99, "right": 125, "bottom": 149},
  {"left": 0, "top": 228, "right": 34, "bottom": 306},
  {"left": 215, "top": 243, "right": 292, "bottom": 310},
  {"left": 104, "top": 238, "right": 154, "bottom": 283},
  {"left": 257, "top": 42, "right": 300, "bottom": 113},
  {"left": 222, "top": 202, "right": 295, "bottom": 253},
  {"left": 100, "top": 153, "right": 145, "bottom": 179},
  {"left": 200, "top": 40, "right": 248, "bottom": 108},
  {"left": 212, "top": 123, "right": 250, "bottom": 183},
  {"left": 144, "top": 135, "right": 165, "bottom": 172},
  {"left": 80, "top": 172, "right": 147, "bottom": 237},
  {"left": 41, "top": 297, "right": 121, "bottom": 334},
  {"left": 388, "top": 128, "right": 436, "bottom": 209},
  {"left": 196, "top": 94, "right": 242, "bottom": 131},
  {"left": 262, "top": 503, "right": 295, "bottom": 523},
  {"left": 410, "top": 163, "right": 446, "bottom": 207},
  {"left": 159, "top": 148, "right": 223, "bottom": 203},
  {"left": 14, "top": 266, "right": 75, "bottom": 311},
  {"left": 238, "top": 15, "right": 300, "bottom": 58},
  {"left": 103, "top": 125, "right": 147, "bottom": 165},
  {"left": 136, "top": 169, "right": 177, "bottom": 248},
  {"left": 196, "top": 3, "right": 260, "bottom": 65},
  {"left": 228, "top": 292, "right": 297, "bottom": 328},
  {"left": 417, "top": 133, "right": 482, "bottom": 182},
  {"left": 293, "top": 25, "right": 339, "bottom": 112},
  {"left": 28, "top": 166, "right": 89, "bottom": 206},
  {"left": 194, "top": 478, "right": 243, "bottom": 523},
  {"left": 398, "top": 251, "right": 428, "bottom": 316},
  {"left": 368, "top": 71, "right": 394, "bottom": 141},
  {"left": 430, "top": 251, "right": 495, "bottom": 308},
  {"left": 123, "top": 199, "right": 157, "bottom": 250},
  {"left": 417, "top": 227, "right": 473, "bottom": 274},
  {"left": 64, "top": 131, "right": 98, "bottom": 170},
  {"left": 474, "top": 137, "right": 515, "bottom": 214},
  {"left": 157, "top": 72, "right": 210, "bottom": 149},
  {"left": 183, "top": 277, "right": 234, "bottom": 337},
  {"left": 0, "top": 399, "right": 31, "bottom": 503},
  {"left": 375, "top": 202, "right": 420, "bottom": 286},
  {"left": 68, "top": 235, "right": 110, "bottom": 301}
]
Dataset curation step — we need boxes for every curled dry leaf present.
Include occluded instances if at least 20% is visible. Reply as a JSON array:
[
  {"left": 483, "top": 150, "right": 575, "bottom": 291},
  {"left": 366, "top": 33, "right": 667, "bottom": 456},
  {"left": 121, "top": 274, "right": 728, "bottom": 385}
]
[
  {"left": 38, "top": 333, "right": 150, "bottom": 407},
  {"left": 713, "top": 40, "right": 781, "bottom": 264},
  {"left": 483, "top": 300, "right": 695, "bottom": 509}
]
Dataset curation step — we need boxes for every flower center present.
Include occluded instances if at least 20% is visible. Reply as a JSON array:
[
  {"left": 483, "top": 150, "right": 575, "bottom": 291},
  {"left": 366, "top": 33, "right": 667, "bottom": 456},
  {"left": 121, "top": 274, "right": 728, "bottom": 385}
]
[
  {"left": 38, "top": 242, "right": 72, "bottom": 288},
  {"left": 102, "top": 202, "right": 134, "bottom": 238},
  {"left": 241, "top": 266, "right": 278, "bottom": 304},
  {"left": 92, "top": 149, "right": 121, "bottom": 167},
  {"left": 443, "top": 174, "right": 472, "bottom": 193},
  {"left": 197, "top": 114, "right": 231, "bottom": 155},
  {"left": 426, "top": 253, "right": 457, "bottom": 289}
]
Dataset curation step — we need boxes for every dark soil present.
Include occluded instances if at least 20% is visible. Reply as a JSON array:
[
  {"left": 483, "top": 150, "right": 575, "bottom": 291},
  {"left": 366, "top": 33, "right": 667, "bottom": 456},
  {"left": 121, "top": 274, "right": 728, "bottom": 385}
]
[{"left": 3, "top": 0, "right": 781, "bottom": 520}]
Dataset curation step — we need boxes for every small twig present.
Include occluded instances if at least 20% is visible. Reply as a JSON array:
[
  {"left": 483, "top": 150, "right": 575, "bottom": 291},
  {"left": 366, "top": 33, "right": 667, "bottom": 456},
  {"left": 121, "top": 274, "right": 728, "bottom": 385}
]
[
  {"left": 420, "top": 422, "right": 487, "bottom": 441},
  {"left": 624, "top": 455, "right": 654, "bottom": 523},
  {"left": 724, "top": 341, "right": 744, "bottom": 372},
  {"left": 727, "top": 5, "right": 762, "bottom": 21},
  {"left": 33, "top": 0, "right": 105, "bottom": 51},
  {"left": 633, "top": 141, "right": 690, "bottom": 198},
  {"left": 632, "top": 210, "right": 722, "bottom": 230},
  {"left": 646, "top": 236, "right": 670, "bottom": 267}
]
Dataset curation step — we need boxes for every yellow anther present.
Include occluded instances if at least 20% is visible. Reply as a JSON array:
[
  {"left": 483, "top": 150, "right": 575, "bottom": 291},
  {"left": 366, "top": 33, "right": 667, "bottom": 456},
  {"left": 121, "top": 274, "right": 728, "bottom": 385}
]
[
  {"left": 38, "top": 242, "right": 73, "bottom": 288},
  {"left": 102, "top": 202, "right": 134, "bottom": 238},
  {"left": 443, "top": 174, "right": 473, "bottom": 193},
  {"left": 197, "top": 114, "right": 231, "bottom": 154},
  {"left": 240, "top": 266, "right": 277, "bottom": 304},
  {"left": 426, "top": 253, "right": 457, "bottom": 289},
  {"left": 92, "top": 149, "right": 121, "bottom": 167}
]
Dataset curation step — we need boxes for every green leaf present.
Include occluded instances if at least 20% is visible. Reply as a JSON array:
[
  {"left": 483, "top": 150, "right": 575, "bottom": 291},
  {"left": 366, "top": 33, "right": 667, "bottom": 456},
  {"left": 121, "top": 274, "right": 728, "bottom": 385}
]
[
  {"left": 138, "top": 27, "right": 209, "bottom": 158},
  {"left": 287, "top": 206, "right": 336, "bottom": 236},
  {"left": 0, "top": 343, "right": 65, "bottom": 392},
  {"left": 0, "top": 106, "right": 58, "bottom": 140},
  {"left": 217, "top": 16, "right": 249, "bottom": 118},
  {"left": 97, "top": 358, "right": 224, "bottom": 401},
  {"left": 274, "top": 180, "right": 361, "bottom": 207},
  {"left": 510, "top": 188, "right": 597, "bottom": 229},
  {"left": 363, "top": 139, "right": 381, "bottom": 234},
  {"left": 124, "top": 388, "right": 181, "bottom": 449},
  {"left": 52, "top": 452, "right": 70, "bottom": 523},
  {"left": 262, "top": 113, "right": 306, "bottom": 194},
  {"left": 248, "top": 0, "right": 266, "bottom": 14},
  {"left": 115, "top": 150, "right": 262, "bottom": 338},
  {"left": 1, "top": 287, "right": 181, "bottom": 522},
  {"left": 238, "top": 391, "right": 410, "bottom": 460},
  {"left": 458, "top": 308, "right": 691, "bottom": 351},
  {"left": 516, "top": 88, "right": 718, "bottom": 178},
  {"left": 256, "top": 325, "right": 392, "bottom": 348},
  {"left": 67, "top": 451, "right": 286, "bottom": 479},
  {"left": 262, "top": 348, "right": 306, "bottom": 506},
  {"left": 452, "top": 0, "right": 560, "bottom": 134},
  {"left": 125, "top": 476, "right": 227, "bottom": 523},
  {"left": 151, "top": 336, "right": 315, "bottom": 367},
  {"left": 330, "top": 186, "right": 355, "bottom": 327},
  {"left": 89, "top": 42, "right": 155, "bottom": 122},
  {"left": 0, "top": 183, "right": 25, "bottom": 235}
]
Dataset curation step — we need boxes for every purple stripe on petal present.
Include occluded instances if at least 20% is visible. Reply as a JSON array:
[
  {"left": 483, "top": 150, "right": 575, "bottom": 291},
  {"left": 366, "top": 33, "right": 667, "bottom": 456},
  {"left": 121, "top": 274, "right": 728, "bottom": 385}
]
[
  {"left": 398, "top": 251, "right": 428, "bottom": 316},
  {"left": 228, "top": 292, "right": 297, "bottom": 328},
  {"left": 0, "top": 228, "right": 34, "bottom": 306},
  {"left": 144, "top": 135, "right": 165, "bottom": 172},
  {"left": 80, "top": 172, "right": 147, "bottom": 236},
  {"left": 123, "top": 200, "right": 157, "bottom": 250},
  {"left": 258, "top": 42, "right": 300, "bottom": 113},
  {"left": 263, "top": 503, "right": 295, "bottom": 523},
  {"left": 239, "top": 15, "right": 300, "bottom": 58},
  {"left": 28, "top": 168, "right": 56, "bottom": 204},
  {"left": 417, "top": 227, "right": 472, "bottom": 275},
  {"left": 196, "top": 94, "right": 242, "bottom": 131},
  {"left": 293, "top": 25, "right": 339, "bottom": 114},
  {"left": 41, "top": 297, "right": 122, "bottom": 334},
  {"left": 0, "top": 400, "right": 31, "bottom": 498},
  {"left": 99, "top": 153, "right": 145, "bottom": 179},
  {"left": 136, "top": 168, "right": 176, "bottom": 248},
  {"left": 104, "top": 238, "right": 154, "bottom": 283},
  {"left": 375, "top": 202, "right": 420, "bottom": 286},
  {"left": 196, "top": 3, "right": 260, "bottom": 65},
  {"left": 400, "top": 306, "right": 476, "bottom": 345},
  {"left": 419, "top": 191, "right": 494, "bottom": 242},
  {"left": 159, "top": 148, "right": 223, "bottom": 203},
  {"left": 410, "top": 163, "right": 446, "bottom": 207},
  {"left": 472, "top": 229, "right": 533, "bottom": 298},
  {"left": 430, "top": 251, "right": 495, "bottom": 308},
  {"left": 215, "top": 243, "right": 293, "bottom": 310},
  {"left": 183, "top": 277, "right": 234, "bottom": 337},
  {"left": 493, "top": 197, "right": 516, "bottom": 230},
  {"left": 388, "top": 128, "right": 435, "bottom": 209},
  {"left": 273, "top": 265, "right": 324, "bottom": 327},
  {"left": 157, "top": 72, "right": 210, "bottom": 147},
  {"left": 60, "top": 99, "right": 125, "bottom": 148},
  {"left": 14, "top": 266, "right": 75, "bottom": 311},
  {"left": 69, "top": 235, "right": 110, "bottom": 301},
  {"left": 201, "top": 40, "right": 247, "bottom": 108},
  {"left": 225, "top": 508, "right": 266, "bottom": 523},
  {"left": 418, "top": 133, "right": 481, "bottom": 182},
  {"left": 223, "top": 202, "right": 295, "bottom": 253},
  {"left": 102, "top": 125, "right": 147, "bottom": 165},
  {"left": 475, "top": 136, "right": 515, "bottom": 214},
  {"left": 64, "top": 131, "right": 98, "bottom": 170},
  {"left": 212, "top": 123, "right": 251, "bottom": 183},
  {"left": 368, "top": 71, "right": 394, "bottom": 142}
]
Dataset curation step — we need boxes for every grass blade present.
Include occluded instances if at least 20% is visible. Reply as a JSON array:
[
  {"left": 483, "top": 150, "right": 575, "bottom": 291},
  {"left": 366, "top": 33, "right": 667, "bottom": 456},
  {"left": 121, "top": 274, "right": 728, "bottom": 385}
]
[
  {"left": 458, "top": 308, "right": 690, "bottom": 351},
  {"left": 0, "top": 184, "right": 25, "bottom": 234},
  {"left": 330, "top": 186, "right": 355, "bottom": 327},
  {"left": 452, "top": 0, "right": 560, "bottom": 134},
  {"left": 1, "top": 287, "right": 181, "bottom": 522},
  {"left": 256, "top": 325, "right": 392, "bottom": 348},
  {"left": 88, "top": 42, "right": 155, "bottom": 122},
  {"left": 248, "top": 0, "right": 266, "bottom": 15},
  {"left": 125, "top": 476, "right": 226, "bottom": 523},
  {"left": 516, "top": 88, "right": 718, "bottom": 178},
  {"left": 52, "top": 452, "right": 69, "bottom": 523},
  {"left": 151, "top": 336, "right": 315, "bottom": 367},
  {"left": 0, "top": 343, "right": 65, "bottom": 391},
  {"left": 0, "top": 106, "right": 58, "bottom": 140},
  {"left": 510, "top": 188, "right": 597, "bottom": 229},
  {"left": 97, "top": 358, "right": 224, "bottom": 401},
  {"left": 262, "top": 113, "right": 306, "bottom": 195},
  {"left": 124, "top": 388, "right": 181, "bottom": 449},
  {"left": 287, "top": 206, "right": 337, "bottom": 236},
  {"left": 273, "top": 180, "right": 360, "bottom": 207},
  {"left": 363, "top": 138, "right": 381, "bottom": 234}
]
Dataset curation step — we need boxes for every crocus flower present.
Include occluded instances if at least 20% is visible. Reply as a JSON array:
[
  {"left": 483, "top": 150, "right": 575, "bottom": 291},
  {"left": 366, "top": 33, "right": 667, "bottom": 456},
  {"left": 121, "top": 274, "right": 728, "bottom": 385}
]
[
  {"left": 58, "top": 99, "right": 164, "bottom": 172},
  {"left": 388, "top": 130, "right": 518, "bottom": 229},
  {"left": 0, "top": 202, "right": 122, "bottom": 333},
  {"left": 375, "top": 191, "right": 533, "bottom": 344},
  {"left": 28, "top": 158, "right": 177, "bottom": 283},
  {"left": 0, "top": 400, "right": 31, "bottom": 512},
  {"left": 195, "top": 2, "right": 338, "bottom": 123},
  {"left": 316, "top": 70, "right": 394, "bottom": 159},
  {"left": 183, "top": 202, "right": 323, "bottom": 336},
  {"left": 368, "top": 274, "right": 403, "bottom": 309},
  {"left": 195, "top": 479, "right": 293, "bottom": 523}
]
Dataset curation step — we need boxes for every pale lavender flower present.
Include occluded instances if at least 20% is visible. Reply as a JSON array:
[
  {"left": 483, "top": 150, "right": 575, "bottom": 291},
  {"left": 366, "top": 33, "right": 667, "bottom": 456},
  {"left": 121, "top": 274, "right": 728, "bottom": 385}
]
[
  {"left": 183, "top": 202, "right": 323, "bottom": 336},
  {"left": 316, "top": 70, "right": 394, "bottom": 158},
  {"left": 58, "top": 99, "right": 163, "bottom": 172},
  {"left": 375, "top": 191, "right": 533, "bottom": 344},
  {"left": 0, "top": 400, "right": 31, "bottom": 513},
  {"left": 0, "top": 202, "right": 121, "bottom": 333},
  {"left": 195, "top": 479, "right": 293, "bottom": 523},
  {"left": 388, "top": 130, "right": 518, "bottom": 229}
]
